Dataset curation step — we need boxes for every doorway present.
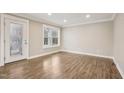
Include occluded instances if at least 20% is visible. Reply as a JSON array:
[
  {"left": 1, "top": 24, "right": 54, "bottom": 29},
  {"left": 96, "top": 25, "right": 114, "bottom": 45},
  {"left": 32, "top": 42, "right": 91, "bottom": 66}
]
[{"left": 0, "top": 14, "right": 29, "bottom": 65}]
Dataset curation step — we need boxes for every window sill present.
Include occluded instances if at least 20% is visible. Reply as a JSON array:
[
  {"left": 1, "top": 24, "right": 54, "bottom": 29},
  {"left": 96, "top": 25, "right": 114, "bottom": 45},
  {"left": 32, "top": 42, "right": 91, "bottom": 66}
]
[{"left": 43, "top": 45, "right": 60, "bottom": 49}]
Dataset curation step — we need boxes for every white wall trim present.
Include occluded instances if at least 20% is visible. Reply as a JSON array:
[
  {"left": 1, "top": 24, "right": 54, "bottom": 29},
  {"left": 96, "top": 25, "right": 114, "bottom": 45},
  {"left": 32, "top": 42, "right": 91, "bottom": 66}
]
[
  {"left": 12, "top": 13, "right": 115, "bottom": 28},
  {"left": 28, "top": 50, "right": 60, "bottom": 59},
  {"left": 42, "top": 24, "right": 61, "bottom": 49},
  {"left": 0, "top": 14, "right": 5, "bottom": 66},
  {"left": 26, "top": 20, "right": 30, "bottom": 59},
  {"left": 60, "top": 49, "right": 113, "bottom": 59},
  {"left": 62, "top": 18, "right": 113, "bottom": 28},
  {"left": 113, "top": 57, "right": 124, "bottom": 79},
  {"left": 0, "top": 14, "right": 29, "bottom": 66},
  {"left": 61, "top": 49, "right": 124, "bottom": 78},
  {"left": 11, "top": 13, "right": 62, "bottom": 27}
]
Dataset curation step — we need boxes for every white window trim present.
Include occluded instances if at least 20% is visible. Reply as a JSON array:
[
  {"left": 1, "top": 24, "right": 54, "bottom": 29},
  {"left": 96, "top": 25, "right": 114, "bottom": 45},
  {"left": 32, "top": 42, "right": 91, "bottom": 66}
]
[{"left": 42, "top": 24, "right": 60, "bottom": 49}]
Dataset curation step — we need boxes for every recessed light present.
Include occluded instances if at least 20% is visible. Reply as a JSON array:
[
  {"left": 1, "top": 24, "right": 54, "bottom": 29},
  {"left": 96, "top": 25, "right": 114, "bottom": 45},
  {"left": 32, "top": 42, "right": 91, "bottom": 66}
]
[
  {"left": 48, "top": 13, "right": 52, "bottom": 16},
  {"left": 86, "top": 14, "right": 91, "bottom": 18},
  {"left": 64, "top": 19, "right": 67, "bottom": 23}
]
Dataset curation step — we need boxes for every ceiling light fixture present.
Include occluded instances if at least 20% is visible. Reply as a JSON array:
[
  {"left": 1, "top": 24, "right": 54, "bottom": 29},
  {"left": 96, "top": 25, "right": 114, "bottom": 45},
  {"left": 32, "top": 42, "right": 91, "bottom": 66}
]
[
  {"left": 48, "top": 13, "right": 52, "bottom": 16},
  {"left": 86, "top": 14, "right": 91, "bottom": 18},
  {"left": 64, "top": 19, "right": 67, "bottom": 23}
]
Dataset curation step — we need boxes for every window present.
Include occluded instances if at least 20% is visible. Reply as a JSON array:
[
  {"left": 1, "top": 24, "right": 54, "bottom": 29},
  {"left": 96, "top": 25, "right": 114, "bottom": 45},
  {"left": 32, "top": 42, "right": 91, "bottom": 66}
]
[{"left": 43, "top": 25, "right": 60, "bottom": 48}]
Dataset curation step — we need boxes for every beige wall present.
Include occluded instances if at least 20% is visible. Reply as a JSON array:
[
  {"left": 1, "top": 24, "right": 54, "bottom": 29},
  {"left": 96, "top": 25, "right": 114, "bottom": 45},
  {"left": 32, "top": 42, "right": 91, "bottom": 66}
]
[
  {"left": 29, "top": 21, "right": 61, "bottom": 57},
  {"left": 62, "top": 21, "right": 113, "bottom": 57},
  {"left": 113, "top": 14, "right": 124, "bottom": 75}
]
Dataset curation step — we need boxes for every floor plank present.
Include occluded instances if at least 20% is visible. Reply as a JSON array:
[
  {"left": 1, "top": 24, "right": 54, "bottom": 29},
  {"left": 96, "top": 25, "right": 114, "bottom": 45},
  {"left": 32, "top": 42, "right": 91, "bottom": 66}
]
[{"left": 0, "top": 52, "right": 122, "bottom": 79}]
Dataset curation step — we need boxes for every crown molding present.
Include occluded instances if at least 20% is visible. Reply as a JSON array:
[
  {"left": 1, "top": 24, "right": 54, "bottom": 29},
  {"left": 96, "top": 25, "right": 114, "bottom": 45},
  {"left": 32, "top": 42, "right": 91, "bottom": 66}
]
[
  {"left": 62, "top": 14, "right": 116, "bottom": 28},
  {"left": 62, "top": 18, "right": 113, "bottom": 28},
  {"left": 11, "top": 13, "right": 115, "bottom": 28},
  {"left": 10, "top": 13, "right": 62, "bottom": 27}
]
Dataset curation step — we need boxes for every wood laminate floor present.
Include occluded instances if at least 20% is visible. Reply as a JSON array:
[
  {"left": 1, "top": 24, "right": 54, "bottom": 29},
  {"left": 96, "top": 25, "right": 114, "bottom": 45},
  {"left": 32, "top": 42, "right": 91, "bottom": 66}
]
[{"left": 0, "top": 52, "right": 122, "bottom": 79}]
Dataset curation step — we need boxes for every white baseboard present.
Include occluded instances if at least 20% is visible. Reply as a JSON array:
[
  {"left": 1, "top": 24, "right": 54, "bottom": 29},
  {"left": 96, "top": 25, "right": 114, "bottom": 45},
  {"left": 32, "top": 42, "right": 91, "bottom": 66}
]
[
  {"left": 1, "top": 49, "right": 124, "bottom": 79},
  {"left": 61, "top": 49, "right": 124, "bottom": 78},
  {"left": 113, "top": 58, "right": 124, "bottom": 79},
  {"left": 28, "top": 50, "right": 60, "bottom": 59},
  {"left": 60, "top": 50, "right": 113, "bottom": 59}
]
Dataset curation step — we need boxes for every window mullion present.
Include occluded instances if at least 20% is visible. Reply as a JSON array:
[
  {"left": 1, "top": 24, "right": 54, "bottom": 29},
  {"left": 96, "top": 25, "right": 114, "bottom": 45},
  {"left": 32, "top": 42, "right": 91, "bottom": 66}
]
[{"left": 43, "top": 25, "right": 60, "bottom": 48}]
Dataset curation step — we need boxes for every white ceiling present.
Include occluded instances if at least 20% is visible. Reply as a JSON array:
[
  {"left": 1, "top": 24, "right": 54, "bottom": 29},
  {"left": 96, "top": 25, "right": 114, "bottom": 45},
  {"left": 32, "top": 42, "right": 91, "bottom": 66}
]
[{"left": 13, "top": 13, "right": 115, "bottom": 27}]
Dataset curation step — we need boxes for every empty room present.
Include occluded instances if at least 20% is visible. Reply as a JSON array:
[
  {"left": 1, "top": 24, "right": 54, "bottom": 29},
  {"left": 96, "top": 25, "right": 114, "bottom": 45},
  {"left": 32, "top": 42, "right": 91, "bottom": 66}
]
[{"left": 0, "top": 13, "right": 124, "bottom": 79}]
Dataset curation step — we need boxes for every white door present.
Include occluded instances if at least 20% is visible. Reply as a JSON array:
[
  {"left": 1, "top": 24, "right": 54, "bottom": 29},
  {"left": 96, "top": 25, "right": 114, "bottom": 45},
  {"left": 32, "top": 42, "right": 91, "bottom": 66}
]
[{"left": 5, "top": 18, "right": 28, "bottom": 63}]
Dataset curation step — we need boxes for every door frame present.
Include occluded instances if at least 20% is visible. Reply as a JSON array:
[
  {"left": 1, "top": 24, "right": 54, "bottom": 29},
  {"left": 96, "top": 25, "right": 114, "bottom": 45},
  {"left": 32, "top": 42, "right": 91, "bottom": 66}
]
[{"left": 0, "top": 14, "right": 29, "bottom": 66}]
